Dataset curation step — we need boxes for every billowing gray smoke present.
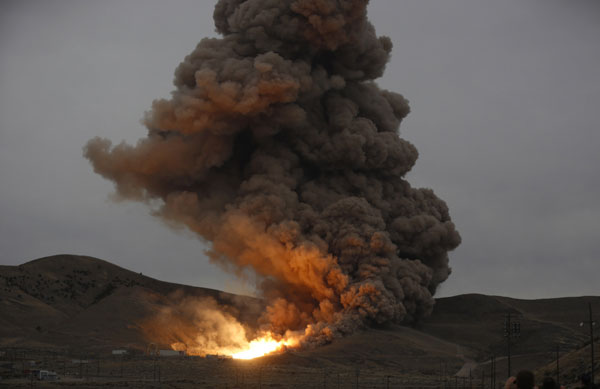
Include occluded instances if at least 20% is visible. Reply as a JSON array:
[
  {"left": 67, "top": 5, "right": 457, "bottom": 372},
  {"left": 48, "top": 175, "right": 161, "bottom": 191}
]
[{"left": 85, "top": 0, "right": 460, "bottom": 345}]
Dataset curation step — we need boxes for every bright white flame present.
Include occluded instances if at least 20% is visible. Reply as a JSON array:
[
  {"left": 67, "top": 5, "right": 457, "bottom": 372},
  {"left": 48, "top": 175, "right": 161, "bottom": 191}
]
[{"left": 230, "top": 333, "right": 298, "bottom": 360}]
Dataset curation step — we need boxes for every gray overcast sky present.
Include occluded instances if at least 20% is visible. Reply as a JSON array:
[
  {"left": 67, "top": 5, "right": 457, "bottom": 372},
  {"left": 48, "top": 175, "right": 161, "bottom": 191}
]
[{"left": 1, "top": 0, "right": 599, "bottom": 299}]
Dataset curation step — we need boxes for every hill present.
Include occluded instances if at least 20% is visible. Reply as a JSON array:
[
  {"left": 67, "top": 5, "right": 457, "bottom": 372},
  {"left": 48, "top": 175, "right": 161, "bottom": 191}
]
[
  {"left": 420, "top": 293, "right": 599, "bottom": 381},
  {"left": 0, "top": 254, "right": 598, "bottom": 381},
  {"left": 421, "top": 293, "right": 598, "bottom": 355},
  {"left": 0, "top": 254, "right": 259, "bottom": 352},
  {"left": 534, "top": 340, "right": 599, "bottom": 385}
]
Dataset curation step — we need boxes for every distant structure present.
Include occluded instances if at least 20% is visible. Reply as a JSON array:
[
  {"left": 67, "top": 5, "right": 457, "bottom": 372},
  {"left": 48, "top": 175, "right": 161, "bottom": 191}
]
[
  {"left": 206, "top": 354, "right": 232, "bottom": 360},
  {"left": 146, "top": 343, "right": 158, "bottom": 356},
  {"left": 158, "top": 350, "right": 185, "bottom": 357},
  {"left": 35, "top": 370, "right": 58, "bottom": 381},
  {"left": 111, "top": 349, "right": 128, "bottom": 356}
]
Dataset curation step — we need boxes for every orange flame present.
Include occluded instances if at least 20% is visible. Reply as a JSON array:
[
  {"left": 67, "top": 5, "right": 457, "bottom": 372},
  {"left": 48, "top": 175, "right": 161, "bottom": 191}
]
[
  {"left": 230, "top": 333, "right": 298, "bottom": 359},
  {"left": 170, "top": 331, "right": 300, "bottom": 360}
]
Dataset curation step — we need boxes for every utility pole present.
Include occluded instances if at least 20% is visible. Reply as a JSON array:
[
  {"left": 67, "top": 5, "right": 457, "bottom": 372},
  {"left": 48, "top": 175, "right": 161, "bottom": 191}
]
[
  {"left": 481, "top": 370, "right": 485, "bottom": 389},
  {"left": 579, "top": 302, "right": 596, "bottom": 386},
  {"left": 555, "top": 345, "right": 560, "bottom": 387},
  {"left": 590, "top": 303, "right": 596, "bottom": 387},
  {"left": 492, "top": 355, "right": 496, "bottom": 389},
  {"left": 490, "top": 355, "right": 496, "bottom": 389},
  {"left": 469, "top": 368, "right": 472, "bottom": 389},
  {"left": 444, "top": 362, "right": 447, "bottom": 388},
  {"left": 504, "top": 313, "right": 520, "bottom": 377}
]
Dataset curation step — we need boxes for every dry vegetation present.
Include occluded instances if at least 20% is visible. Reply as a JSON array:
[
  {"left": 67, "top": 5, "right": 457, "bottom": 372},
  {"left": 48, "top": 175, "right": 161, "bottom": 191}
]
[
  {"left": 1, "top": 255, "right": 598, "bottom": 388},
  {"left": 0, "top": 351, "right": 452, "bottom": 388}
]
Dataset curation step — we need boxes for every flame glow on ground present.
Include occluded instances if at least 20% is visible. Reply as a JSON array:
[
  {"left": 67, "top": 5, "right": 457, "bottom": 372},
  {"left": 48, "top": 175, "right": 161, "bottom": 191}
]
[
  {"left": 230, "top": 334, "right": 297, "bottom": 360},
  {"left": 171, "top": 331, "right": 300, "bottom": 360}
]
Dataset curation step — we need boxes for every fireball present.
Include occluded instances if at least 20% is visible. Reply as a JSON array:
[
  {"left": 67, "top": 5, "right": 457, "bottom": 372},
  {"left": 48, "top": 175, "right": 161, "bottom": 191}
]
[{"left": 231, "top": 333, "right": 297, "bottom": 359}]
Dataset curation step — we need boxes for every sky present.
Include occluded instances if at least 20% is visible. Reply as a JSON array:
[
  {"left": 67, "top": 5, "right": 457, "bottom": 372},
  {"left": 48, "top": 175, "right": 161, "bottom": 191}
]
[{"left": 1, "top": 0, "right": 599, "bottom": 299}]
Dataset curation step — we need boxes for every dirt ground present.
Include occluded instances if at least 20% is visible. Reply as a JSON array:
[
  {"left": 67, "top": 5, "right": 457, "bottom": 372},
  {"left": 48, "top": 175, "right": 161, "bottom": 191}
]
[{"left": 0, "top": 354, "right": 456, "bottom": 388}]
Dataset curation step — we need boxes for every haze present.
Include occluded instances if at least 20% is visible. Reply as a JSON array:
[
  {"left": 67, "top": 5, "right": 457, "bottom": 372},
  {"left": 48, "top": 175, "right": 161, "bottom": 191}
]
[{"left": 1, "top": 0, "right": 599, "bottom": 299}]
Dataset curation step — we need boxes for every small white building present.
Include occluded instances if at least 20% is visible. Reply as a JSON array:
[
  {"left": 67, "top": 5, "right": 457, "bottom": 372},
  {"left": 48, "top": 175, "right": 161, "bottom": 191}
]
[
  {"left": 111, "top": 349, "right": 128, "bottom": 355},
  {"left": 37, "top": 370, "right": 58, "bottom": 381},
  {"left": 158, "top": 350, "right": 185, "bottom": 357}
]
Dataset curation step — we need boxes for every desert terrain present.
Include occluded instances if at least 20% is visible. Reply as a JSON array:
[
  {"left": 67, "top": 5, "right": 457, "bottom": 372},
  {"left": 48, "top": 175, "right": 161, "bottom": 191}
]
[{"left": 1, "top": 255, "right": 598, "bottom": 388}]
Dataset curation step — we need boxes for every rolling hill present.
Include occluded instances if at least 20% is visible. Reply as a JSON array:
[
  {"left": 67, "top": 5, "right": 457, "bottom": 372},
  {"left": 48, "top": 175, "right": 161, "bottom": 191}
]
[
  {"left": 0, "top": 254, "right": 597, "bottom": 381},
  {"left": 0, "top": 254, "right": 259, "bottom": 352}
]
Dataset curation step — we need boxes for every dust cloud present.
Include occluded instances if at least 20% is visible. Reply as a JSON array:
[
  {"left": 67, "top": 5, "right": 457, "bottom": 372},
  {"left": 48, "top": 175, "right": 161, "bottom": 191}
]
[{"left": 85, "top": 0, "right": 460, "bottom": 348}]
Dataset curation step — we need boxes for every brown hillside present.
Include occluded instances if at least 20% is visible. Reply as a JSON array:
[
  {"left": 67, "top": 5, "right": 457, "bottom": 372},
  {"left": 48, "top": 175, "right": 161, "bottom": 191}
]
[
  {"left": 0, "top": 254, "right": 597, "bottom": 379},
  {"left": 0, "top": 254, "right": 258, "bottom": 352},
  {"left": 534, "top": 340, "right": 600, "bottom": 385},
  {"left": 420, "top": 294, "right": 598, "bottom": 357}
]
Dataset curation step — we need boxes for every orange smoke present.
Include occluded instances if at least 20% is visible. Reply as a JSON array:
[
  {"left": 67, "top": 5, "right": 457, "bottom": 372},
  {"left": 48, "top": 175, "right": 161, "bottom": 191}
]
[
  {"left": 230, "top": 333, "right": 299, "bottom": 359},
  {"left": 140, "top": 294, "right": 302, "bottom": 359},
  {"left": 88, "top": 0, "right": 461, "bottom": 355},
  {"left": 173, "top": 330, "right": 300, "bottom": 360}
]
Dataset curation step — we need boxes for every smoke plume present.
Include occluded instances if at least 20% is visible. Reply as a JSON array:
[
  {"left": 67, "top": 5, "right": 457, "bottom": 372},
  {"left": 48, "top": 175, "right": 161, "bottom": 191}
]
[
  {"left": 141, "top": 293, "right": 263, "bottom": 356},
  {"left": 85, "top": 0, "right": 460, "bottom": 347}
]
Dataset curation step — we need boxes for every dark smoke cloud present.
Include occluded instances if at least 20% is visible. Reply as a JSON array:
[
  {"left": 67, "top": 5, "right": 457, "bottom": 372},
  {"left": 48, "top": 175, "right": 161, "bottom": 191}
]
[{"left": 84, "top": 0, "right": 460, "bottom": 346}]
